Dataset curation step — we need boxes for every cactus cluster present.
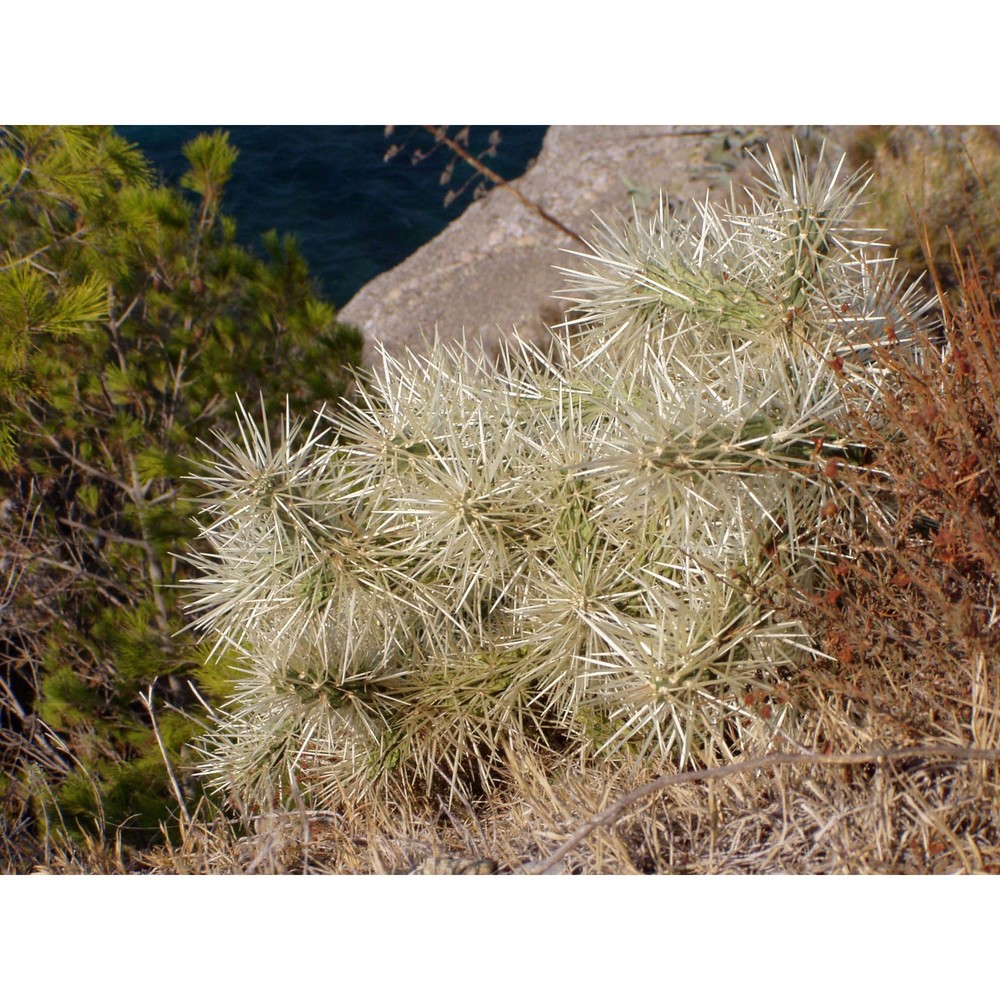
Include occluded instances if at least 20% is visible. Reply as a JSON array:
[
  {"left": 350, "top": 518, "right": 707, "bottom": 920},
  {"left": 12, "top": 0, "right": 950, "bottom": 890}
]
[{"left": 184, "top": 145, "right": 937, "bottom": 810}]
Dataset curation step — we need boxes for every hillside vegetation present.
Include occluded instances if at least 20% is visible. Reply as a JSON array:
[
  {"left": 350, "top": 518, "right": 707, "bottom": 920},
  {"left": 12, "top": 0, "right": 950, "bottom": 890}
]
[{"left": 3, "top": 126, "right": 1000, "bottom": 874}]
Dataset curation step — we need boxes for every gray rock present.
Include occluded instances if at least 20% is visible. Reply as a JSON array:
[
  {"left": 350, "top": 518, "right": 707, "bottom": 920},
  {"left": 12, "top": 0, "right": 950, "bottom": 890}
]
[{"left": 338, "top": 126, "right": 829, "bottom": 367}]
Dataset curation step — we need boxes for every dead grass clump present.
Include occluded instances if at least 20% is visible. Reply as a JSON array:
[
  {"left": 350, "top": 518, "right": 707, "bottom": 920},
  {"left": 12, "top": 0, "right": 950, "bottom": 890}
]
[
  {"left": 87, "top": 744, "right": 996, "bottom": 875},
  {"left": 843, "top": 125, "right": 1000, "bottom": 293},
  {"left": 558, "top": 752, "right": 1000, "bottom": 874}
]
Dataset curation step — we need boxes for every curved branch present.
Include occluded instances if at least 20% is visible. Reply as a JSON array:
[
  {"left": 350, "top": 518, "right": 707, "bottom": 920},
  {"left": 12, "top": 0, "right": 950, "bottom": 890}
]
[
  {"left": 422, "top": 126, "right": 589, "bottom": 249},
  {"left": 529, "top": 744, "right": 1000, "bottom": 874}
]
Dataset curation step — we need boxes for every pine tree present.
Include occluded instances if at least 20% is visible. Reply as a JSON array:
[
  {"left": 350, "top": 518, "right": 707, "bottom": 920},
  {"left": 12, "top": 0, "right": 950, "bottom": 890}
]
[{"left": 0, "top": 126, "right": 361, "bottom": 863}]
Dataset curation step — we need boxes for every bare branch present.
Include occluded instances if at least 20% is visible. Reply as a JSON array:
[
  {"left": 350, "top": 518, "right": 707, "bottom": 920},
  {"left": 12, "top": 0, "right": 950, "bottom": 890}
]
[
  {"left": 141, "top": 683, "right": 191, "bottom": 828},
  {"left": 420, "top": 126, "right": 589, "bottom": 249},
  {"left": 530, "top": 744, "right": 1000, "bottom": 874}
]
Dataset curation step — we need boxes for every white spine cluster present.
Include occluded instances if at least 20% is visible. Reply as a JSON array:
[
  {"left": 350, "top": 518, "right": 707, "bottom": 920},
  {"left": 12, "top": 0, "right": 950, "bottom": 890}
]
[{"left": 185, "top": 146, "right": 937, "bottom": 809}]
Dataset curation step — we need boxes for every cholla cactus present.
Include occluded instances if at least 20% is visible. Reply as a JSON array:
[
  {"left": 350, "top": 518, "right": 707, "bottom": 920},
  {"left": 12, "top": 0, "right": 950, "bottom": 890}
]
[{"left": 185, "top": 144, "right": 937, "bottom": 810}]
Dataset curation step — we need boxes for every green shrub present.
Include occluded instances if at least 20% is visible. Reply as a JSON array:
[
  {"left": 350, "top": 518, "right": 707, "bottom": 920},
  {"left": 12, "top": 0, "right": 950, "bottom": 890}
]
[{"left": 0, "top": 126, "right": 361, "bottom": 861}]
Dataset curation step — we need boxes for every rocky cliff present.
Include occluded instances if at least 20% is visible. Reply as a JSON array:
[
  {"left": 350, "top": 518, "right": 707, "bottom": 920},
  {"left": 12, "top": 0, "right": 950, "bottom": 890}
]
[{"left": 339, "top": 125, "right": 838, "bottom": 366}]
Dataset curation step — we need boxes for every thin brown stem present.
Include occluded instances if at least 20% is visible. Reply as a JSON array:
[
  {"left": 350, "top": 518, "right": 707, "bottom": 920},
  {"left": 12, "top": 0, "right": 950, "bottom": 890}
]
[
  {"left": 141, "top": 684, "right": 191, "bottom": 828},
  {"left": 421, "top": 126, "right": 589, "bottom": 249},
  {"left": 530, "top": 744, "right": 1000, "bottom": 873}
]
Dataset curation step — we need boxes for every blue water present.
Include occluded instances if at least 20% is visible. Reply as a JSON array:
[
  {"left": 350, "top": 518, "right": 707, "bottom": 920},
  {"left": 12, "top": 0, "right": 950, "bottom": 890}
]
[{"left": 117, "top": 126, "right": 548, "bottom": 309}]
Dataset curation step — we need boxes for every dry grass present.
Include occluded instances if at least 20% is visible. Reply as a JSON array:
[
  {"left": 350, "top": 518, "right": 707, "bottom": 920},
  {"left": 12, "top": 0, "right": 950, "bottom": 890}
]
[
  {"left": 33, "top": 743, "right": 997, "bottom": 875},
  {"left": 842, "top": 126, "right": 1000, "bottom": 295}
]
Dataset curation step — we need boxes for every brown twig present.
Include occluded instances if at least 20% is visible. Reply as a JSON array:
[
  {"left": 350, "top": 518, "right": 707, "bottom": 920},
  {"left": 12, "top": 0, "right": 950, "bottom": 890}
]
[
  {"left": 141, "top": 683, "right": 191, "bottom": 830},
  {"left": 529, "top": 744, "right": 1000, "bottom": 874},
  {"left": 421, "top": 126, "right": 590, "bottom": 249}
]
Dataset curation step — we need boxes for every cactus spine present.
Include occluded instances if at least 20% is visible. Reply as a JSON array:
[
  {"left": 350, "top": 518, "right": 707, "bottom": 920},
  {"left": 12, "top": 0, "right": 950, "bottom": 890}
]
[{"left": 185, "top": 145, "right": 937, "bottom": 809}]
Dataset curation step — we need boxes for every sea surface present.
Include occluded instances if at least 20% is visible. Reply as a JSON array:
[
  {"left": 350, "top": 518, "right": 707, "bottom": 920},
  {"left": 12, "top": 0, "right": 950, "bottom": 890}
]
[{"left": 117, "top": 126, "right": 548, "bottom": 309}]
